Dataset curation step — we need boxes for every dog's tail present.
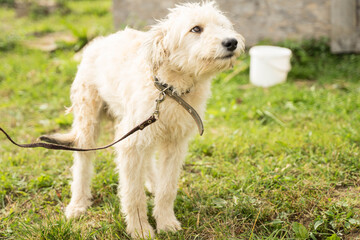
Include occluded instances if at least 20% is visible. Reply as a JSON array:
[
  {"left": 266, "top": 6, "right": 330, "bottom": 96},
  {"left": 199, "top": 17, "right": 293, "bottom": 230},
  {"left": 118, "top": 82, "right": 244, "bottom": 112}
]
[
  {"left": 38, "top": 105, "right": 77, "bottom": 146},
  {"left": 39, "top": 131, "right": 76, "bottom": 147}
]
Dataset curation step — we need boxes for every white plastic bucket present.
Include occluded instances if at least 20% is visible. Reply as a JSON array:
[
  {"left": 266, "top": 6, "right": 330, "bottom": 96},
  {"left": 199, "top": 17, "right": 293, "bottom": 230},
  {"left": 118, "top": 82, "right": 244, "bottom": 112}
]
[{"left": 249, "top": 46, "right": 292, "bottom": 87}]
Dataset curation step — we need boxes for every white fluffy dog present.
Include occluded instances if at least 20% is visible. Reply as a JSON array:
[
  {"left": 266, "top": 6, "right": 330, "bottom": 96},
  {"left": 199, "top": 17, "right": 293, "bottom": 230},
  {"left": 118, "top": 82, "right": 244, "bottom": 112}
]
[{"left": 50, "top": 1, "right": 244, "bottom": 238}]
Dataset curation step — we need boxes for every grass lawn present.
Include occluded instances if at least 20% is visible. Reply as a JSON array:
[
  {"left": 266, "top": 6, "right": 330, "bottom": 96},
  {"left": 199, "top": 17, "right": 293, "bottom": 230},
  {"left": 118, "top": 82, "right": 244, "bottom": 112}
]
[{"left": 1, "top": 1, "right": 360, "bottom": 239}]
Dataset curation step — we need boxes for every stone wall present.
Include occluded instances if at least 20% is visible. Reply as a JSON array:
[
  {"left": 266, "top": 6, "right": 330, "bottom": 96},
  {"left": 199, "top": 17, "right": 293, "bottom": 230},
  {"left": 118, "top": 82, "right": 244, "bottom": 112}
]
[{"left": 113, "top": 0, "right": 332, "bottom": 45}]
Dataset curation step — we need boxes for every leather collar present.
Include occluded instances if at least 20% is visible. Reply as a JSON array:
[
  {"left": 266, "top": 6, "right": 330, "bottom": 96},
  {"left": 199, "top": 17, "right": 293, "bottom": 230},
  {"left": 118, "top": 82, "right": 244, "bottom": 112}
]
[{"left": 154, "top": 76, "right": 204, "bottom": 135}]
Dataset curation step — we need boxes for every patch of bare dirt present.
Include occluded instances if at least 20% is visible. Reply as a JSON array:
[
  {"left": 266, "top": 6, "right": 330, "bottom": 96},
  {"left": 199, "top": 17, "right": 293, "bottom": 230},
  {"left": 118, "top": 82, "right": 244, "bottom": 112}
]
[
  {"left": 345, "top": 230, "right": 360, "bottom": 240},
  {"left": 331, "top": 185, "right": 360, "bottom": 208},
  {"left": 23, "top": 32, "right": 76, "bottom": 52}
]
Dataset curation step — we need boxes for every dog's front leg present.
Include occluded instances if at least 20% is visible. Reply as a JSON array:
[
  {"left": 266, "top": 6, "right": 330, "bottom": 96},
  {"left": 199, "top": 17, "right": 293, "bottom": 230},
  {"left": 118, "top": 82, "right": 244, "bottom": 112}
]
[
  {"left": 153, "top": 139, "right": 189, "bottom": 233},
  {"left": 116, "top": 142, "right": 155, "bottom": 239}
]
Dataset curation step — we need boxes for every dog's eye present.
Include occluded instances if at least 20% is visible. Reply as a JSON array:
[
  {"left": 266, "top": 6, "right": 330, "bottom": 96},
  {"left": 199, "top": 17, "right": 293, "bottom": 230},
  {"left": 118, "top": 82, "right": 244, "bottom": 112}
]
[{"left": 190, "top": 26, "right": 202, "bottom": 33}]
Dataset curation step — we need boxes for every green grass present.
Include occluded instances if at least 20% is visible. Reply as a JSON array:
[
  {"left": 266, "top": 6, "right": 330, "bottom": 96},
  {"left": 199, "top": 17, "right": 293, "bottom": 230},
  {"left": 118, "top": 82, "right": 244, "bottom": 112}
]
[{"left": 1, "top": 1, "right": 360, "bottom": 239}]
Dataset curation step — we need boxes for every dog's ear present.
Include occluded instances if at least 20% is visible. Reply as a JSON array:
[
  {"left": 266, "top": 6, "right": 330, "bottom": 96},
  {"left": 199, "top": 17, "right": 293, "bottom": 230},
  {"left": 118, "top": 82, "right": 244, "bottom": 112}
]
[{"left": 142, "top": 24, "right": 169, "bottom": 74}]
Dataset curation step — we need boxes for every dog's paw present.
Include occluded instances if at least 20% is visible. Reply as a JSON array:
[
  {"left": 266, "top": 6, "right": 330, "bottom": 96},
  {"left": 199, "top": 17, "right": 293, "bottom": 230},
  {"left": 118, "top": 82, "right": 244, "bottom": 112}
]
[
  {"left": 156, "top": 216, "right": 181, "bottom": 233},
  {"left": 127, "top": 221, "right": 155, "bottom": 239},
  {"left": 65, "top": 204, "right": 88, "bottom": 219}
]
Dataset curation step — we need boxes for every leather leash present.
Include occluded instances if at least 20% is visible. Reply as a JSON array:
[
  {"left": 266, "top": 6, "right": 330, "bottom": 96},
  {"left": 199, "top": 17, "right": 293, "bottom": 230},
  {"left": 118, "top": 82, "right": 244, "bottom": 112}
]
[
  {"left": 0, "top": 116, "right": 156, "bottom": 152},
  {"left": 0, "top": 78, "right": 204, "bottom": 152}
]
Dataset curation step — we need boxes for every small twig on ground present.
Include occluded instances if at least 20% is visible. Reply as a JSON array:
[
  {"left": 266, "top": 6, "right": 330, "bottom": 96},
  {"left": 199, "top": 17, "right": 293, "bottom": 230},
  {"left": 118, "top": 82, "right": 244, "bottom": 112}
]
[
  {"left": 196, "top": 206, "right": 201, "bottom": 227},
  {"left": 249, "top": 208, "right": 261, "bottom": 240},
  {"left": 137, "top": 207, "right": 145, "bottom": 239}
]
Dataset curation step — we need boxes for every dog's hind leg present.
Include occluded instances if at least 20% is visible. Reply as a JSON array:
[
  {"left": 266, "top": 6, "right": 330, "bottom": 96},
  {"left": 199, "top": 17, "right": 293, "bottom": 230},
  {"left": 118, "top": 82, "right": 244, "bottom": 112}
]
[
  {"left": 65, "top": 83, "right": 103, "bottom": 219},
  {"left": 144, "top": 156, "right": 157, "bottom": 194}
]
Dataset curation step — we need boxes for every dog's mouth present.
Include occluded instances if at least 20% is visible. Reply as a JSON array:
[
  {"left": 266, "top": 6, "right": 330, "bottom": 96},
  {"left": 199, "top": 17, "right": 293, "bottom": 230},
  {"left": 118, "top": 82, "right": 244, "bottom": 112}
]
[{"left": 216, "top": 53, "right": 235, "bottom": 60}]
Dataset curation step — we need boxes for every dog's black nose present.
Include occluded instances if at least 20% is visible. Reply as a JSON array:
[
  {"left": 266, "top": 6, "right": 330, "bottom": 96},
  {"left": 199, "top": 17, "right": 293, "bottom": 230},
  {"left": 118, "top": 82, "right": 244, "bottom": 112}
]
[{"left": 222, "top": 38, "right": 238, "bottom": 52}]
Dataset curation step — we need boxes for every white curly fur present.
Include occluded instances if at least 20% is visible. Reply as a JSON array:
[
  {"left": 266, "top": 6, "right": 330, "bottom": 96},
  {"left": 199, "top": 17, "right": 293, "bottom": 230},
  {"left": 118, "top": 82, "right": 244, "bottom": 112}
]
[{"left": 56, "top": 2, "right": 244, "bottom": 238}]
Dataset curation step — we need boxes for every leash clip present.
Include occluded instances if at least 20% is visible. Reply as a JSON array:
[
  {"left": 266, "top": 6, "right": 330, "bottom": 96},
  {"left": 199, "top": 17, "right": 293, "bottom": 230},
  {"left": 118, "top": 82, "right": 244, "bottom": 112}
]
[{"left": 153, "top": 87, "right": 169, "bottom": 119}]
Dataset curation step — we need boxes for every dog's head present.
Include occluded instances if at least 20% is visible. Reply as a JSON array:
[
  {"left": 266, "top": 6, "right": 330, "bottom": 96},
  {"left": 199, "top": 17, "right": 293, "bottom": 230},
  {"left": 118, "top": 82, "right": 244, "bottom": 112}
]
[{"left": 143, "top": 1, "right": 245, "bottom": 77}]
